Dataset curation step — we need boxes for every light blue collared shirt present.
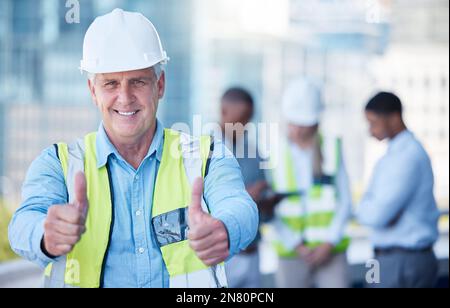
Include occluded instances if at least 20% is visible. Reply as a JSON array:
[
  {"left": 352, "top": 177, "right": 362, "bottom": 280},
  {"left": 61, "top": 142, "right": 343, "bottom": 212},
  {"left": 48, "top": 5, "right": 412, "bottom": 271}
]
[
  {"left": 356, "top": 130, "right": 440, "bottom": 249},
  {"left": 8, "top": 120, "right": 258, "bottom": 288}
]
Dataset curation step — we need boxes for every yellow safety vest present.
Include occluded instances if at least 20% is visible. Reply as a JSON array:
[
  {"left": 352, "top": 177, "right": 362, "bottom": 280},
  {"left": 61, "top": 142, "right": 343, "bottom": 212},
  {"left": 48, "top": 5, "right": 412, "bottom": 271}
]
[
  {"left": 43, "top": 129, "right": 228, "bottom": 288},
  {"left": 271, "top": 136, "right": 350, "bottom": 258}
]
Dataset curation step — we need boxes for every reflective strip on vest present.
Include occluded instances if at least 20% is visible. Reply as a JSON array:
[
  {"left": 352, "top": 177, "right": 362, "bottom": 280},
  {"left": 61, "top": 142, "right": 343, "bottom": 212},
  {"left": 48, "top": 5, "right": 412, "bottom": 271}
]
[
  {"left": 45, "top": 133, "right": 112, "bottom": 288},
  {"left": 271, "top": 136, "right": 350, "bottom": 257},
  {"left": 44, "top": 129, "right": 227, "bottom": 288},
  {"left": 151, "top": 129, "right": 227, "bottom": 288}
]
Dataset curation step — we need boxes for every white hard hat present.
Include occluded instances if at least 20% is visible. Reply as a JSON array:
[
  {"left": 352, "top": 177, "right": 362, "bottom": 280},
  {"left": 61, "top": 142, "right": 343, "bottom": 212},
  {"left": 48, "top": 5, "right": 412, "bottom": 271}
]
[
  {"left": 281, "top": 77, "right": 324, "bottom": 126},
  {"left": 80, "top": 8, "right": 169, "bottom": 74}
]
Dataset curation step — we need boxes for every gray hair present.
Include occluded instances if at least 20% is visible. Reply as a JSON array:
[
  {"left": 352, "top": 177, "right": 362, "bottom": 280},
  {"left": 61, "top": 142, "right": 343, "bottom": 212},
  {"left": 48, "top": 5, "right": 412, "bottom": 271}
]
[{"left": 87, "top": 63, "right": 164, "bottom": 84}]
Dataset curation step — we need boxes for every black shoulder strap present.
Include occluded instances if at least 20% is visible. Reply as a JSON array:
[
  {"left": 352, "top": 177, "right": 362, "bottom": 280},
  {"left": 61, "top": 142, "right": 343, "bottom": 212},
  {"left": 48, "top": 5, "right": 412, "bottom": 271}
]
[
  {"left": 53, "top": 144, "right": 60, "bottom": 161},
  {"left": 204, "top": 136, "right": 214, "bottom": 178}
]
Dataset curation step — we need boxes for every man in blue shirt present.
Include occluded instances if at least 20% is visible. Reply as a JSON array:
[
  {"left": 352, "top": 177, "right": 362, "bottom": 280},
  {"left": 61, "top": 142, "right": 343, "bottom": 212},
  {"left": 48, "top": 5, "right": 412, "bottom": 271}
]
[
  {"left": 8, "top": 8, "right": 258, "bottom": 288},
  {"left": 219, "top": 87, "right": 281, "bottom": 288},
  {"left": 357, "top": 92, "right": 440, "bottom": 288}
]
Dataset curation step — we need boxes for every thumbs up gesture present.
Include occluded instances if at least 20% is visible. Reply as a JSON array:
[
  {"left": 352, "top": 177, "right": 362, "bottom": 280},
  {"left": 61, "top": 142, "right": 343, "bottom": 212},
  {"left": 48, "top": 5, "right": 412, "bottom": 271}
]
[
  {"left": 188, "top": 178, "right": 230, "bottom": 266},
  {"left": 43, "top": 172, "right": 89, "bottom": 257}
]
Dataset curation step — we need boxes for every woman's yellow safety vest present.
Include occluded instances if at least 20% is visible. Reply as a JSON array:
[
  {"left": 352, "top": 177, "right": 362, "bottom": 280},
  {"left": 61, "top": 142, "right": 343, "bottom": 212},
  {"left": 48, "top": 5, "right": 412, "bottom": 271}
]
[
  {"left": 271, "top": 136, "right": 350, "bottom": 258},
  {"left": 43, "top": 129, "right": 228, "bottom": 288}
]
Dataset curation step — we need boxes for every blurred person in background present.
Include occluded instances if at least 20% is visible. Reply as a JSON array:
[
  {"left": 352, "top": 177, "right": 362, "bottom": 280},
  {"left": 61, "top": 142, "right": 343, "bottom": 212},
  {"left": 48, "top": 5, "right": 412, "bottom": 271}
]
[
  {"left": 8, "top": 8, "right": 258, "bottom": 288},
  {"left": 357, "top": 92, "right": 440, "bottom": 288},
  {"left": 271, "top": 77, "right": 352, "bottom": 288},
  {"left": 219, "top": 87, "right": 281, "bottom": 288}
]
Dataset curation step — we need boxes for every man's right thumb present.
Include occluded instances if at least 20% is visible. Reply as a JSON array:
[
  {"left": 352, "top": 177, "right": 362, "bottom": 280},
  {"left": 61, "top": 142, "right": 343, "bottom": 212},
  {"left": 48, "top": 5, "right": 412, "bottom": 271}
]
[
  {"left": 189, "top": 177, "right": 204, "bottom": 223},
  {"left": 74, "top": 171, "right": 88, "bottom": 213}
]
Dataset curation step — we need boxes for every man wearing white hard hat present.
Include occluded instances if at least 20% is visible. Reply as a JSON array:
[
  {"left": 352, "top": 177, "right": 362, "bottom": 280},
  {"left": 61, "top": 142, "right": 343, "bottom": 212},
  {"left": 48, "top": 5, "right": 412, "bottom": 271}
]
[
  {"left": 9, "top": 8, "right": 258, "bottom": 288},
  {"left": 270, "top": 77, "right": 352, "bottom": 288}
]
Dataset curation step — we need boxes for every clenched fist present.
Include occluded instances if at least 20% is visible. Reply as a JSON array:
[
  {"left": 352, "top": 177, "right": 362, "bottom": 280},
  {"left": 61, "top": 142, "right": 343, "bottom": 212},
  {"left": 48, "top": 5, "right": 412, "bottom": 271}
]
[
  {"left": 42, "top": 172, "right": 89, "bottom": 257},
  {"left": 188, "top": 178, "right": 229, "bottom": 266}
]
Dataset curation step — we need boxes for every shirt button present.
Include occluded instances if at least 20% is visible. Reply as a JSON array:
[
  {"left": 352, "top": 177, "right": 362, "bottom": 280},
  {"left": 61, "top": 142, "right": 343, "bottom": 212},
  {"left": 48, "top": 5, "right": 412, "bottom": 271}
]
[
  {"left": 136, "top": 210, "right": 142, "bottom": 216},
  {"left": 135, "top": 175, "right": 140, "bottom": 181},
  {"left": 138, "top": 247, "right": 145, "bottom": 254}
]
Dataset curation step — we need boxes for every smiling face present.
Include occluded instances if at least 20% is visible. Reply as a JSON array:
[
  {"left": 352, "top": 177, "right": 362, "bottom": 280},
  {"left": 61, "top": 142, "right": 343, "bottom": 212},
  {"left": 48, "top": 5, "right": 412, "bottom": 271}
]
[{"left": 88, "top": 67, "right": 165, "bottom": 144}]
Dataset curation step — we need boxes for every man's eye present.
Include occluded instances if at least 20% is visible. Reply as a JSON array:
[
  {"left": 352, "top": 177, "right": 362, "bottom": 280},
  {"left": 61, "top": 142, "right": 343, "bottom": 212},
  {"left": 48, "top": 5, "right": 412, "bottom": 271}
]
[
  {"left": 133, "top": 80, "right": 146, "bottom": 87},
  {"left": 104, "top": 81, "right": 117, "bottom": 88}
]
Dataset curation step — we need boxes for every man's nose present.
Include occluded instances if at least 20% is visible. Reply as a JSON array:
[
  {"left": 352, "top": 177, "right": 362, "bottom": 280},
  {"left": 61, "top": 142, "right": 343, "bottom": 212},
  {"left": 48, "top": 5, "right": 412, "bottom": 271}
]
[{"left": 117, "top": 83, "right": 135, "bottom": 105}]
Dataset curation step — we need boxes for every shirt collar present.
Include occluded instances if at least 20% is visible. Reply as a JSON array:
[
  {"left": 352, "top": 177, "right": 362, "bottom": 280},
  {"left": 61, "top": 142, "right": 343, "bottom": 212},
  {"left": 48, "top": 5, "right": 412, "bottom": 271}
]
[
  {"left": 96, "top": 119, "right": 165, "bottom": 168},
  {"left": 388, "top": 129, "right": 412, "bottom": 153}
]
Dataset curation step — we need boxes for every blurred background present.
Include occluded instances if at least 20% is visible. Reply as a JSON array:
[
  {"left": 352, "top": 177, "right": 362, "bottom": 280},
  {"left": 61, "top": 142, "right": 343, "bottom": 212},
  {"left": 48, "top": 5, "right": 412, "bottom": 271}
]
[{"left": 0, "top": 0, "right": 448, "bottom": 288}]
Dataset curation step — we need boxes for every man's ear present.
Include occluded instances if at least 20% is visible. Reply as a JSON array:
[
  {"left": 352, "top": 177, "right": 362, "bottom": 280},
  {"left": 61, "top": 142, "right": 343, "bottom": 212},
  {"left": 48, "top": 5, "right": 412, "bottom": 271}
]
[
  {"left": 88, "top": 79, "right": 98, "bottom": 107},
  {"left": 386, "top": 113, "right": 398, "bottom": 129},
  {"left": 157, "top": 71, "right": 166, "bottom": 100}
]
